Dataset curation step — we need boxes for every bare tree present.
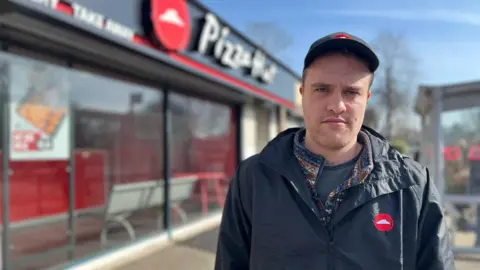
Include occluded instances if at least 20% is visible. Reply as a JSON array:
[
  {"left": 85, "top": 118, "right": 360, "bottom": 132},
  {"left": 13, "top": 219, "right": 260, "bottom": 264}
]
[
  {"left": 370, "top": 32, "right": 418, "bottom": 140},
  {"left": 465, "top": 109, "right": 480, "bottom": 135},
  {"left": 244, "top": 22, "right": 293, "bottom": 62},
  {"left": 363, "top": 107, "right": 378, "bottom": 129}
]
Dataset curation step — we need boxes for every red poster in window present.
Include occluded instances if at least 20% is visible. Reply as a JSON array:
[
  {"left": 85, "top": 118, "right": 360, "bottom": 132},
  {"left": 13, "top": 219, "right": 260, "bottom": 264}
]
[
  {"left": 469, "top": 145, "right": 480, "bottom": 161},
  {"left": 443, "top": 146, "right": 460, "bottom": 161},
  {"left": 9, "top": 64, "right": 71, "bottom": 161}
]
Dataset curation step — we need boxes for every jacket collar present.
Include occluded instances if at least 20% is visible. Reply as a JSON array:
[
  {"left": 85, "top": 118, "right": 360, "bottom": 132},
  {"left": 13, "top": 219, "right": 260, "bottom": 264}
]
[
  {"left": 292, "top": 128, "right": 374, "bottom": 178},
  {"left": 259, "top": 126, "right": 382, "bottom": 175}
]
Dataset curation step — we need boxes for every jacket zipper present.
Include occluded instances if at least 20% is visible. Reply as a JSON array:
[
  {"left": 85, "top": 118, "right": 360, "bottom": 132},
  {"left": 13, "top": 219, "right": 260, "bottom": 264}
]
[
  {"left": 288, "top": 180, "right": 334, "bottom": 269},
  {"left": 328, "top": 228, "right": 335, "bottom": 270}
]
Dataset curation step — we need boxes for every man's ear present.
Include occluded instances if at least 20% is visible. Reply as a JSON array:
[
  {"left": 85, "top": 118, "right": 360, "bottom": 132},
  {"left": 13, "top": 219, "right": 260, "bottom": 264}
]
[
  {"left": 299, "top": 86, "right": 304, "bottom": 95},
  {"left": 367, "top": 91, "right": 371, "bottom": 99}
]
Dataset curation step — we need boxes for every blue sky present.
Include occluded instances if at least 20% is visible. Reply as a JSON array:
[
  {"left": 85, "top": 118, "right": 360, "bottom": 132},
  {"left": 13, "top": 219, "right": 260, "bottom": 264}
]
[
  {"left": 199, "top": 0, "right": 480, "bottom": 129},
  {"left": 200, "top": 0, "right": 480, "bottom": 85}
]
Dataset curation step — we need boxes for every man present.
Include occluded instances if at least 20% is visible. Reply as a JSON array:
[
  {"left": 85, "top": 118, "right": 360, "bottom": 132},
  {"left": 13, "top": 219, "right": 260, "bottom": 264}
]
[{"left": 215, "top": 32, "right": 455, "bottom": 270}]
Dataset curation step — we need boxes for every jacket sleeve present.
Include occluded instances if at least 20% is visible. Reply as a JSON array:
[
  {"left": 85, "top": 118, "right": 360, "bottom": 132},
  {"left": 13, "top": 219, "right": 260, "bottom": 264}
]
[
  {"left": 215, "top": 167, "right": 252, "bottom": 270},
  {"left": 416, "top": 168, "right": 456, "bottom": 270}
]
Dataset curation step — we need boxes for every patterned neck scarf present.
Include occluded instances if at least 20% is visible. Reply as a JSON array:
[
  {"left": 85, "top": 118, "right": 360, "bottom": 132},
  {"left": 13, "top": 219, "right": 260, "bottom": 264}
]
[{"left": 293, "top": 128, "right": 374, "bottom": 224}]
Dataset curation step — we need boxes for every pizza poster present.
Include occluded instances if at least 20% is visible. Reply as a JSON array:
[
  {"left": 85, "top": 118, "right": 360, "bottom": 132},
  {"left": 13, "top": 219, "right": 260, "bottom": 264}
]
[{"left": 9, "top": 63, "right": 71, "bottom": 161}]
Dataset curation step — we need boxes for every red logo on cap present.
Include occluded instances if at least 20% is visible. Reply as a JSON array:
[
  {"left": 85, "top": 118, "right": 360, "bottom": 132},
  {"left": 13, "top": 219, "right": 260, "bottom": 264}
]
[
  {"left": 151, "top": 0, "right": 191, "bottom": 51},
  {"left": 374, "top": 213, "right": 394, "bottom": 232},
  {"left": 333, "top": 33, "right": 350, "bottom": 39}
]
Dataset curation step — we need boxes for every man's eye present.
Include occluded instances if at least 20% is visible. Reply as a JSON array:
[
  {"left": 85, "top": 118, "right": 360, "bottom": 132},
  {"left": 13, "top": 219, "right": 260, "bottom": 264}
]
[
  {"left": 314, "top": 87, "right": 328, "bottom": 92},
  {"left": 345, "top": 90, "right": 359, "bottom": 95}
]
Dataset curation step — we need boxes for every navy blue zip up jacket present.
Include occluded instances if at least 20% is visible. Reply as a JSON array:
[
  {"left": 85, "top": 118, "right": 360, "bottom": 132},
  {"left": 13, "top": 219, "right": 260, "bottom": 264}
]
[{"left": 215, "top": 126, "right": 455, "bottom": 270}]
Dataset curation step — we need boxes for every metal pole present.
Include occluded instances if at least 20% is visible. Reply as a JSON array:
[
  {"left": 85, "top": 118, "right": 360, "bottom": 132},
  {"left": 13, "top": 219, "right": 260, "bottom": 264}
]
[
  {"left": 235, "top": 104, "right": 242, "bottom": 166},
  {"left": 433, "top": 87, "right": 445, "bottom": 202},
  {"left": 67, "top": 62, "right": 76, "bottom": 261},
  {"left": 162, "top": 89, "right": 171, "bottom": 236},
  {"left": 1, "top": 47, "right": 12, "bottom": 270}
]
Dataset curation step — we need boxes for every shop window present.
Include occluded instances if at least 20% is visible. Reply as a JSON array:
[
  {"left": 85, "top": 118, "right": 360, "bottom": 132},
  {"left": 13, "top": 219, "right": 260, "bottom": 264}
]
[
  {"left": 0, "top": 51, "right": 237, "bottom": 268},
  {"left": 70, "top": 68, "right": 165, "bottom": 255},
  {"left": 0, "top": 57, "right": 5, "bottom": 268},
  {"left": 441, "top": 107, "right": 480, "bottom": 248},
  {"left": 0, "top": 53, "right": 72, "bottom": 269},
  {"left": 0, "top": 59, "right": 6, "bottom": 149},
  {"left": 170, "top": 92, "right": 237, "bottom": 226},
  {"left": 0, "top": 52, "right": 166, "bottom": 269}
]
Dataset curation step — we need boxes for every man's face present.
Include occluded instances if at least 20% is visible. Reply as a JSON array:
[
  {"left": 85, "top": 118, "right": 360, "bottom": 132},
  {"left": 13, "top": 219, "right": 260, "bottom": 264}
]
[{"left": 300, "top": 53, "right": 372, "bottom": 150}]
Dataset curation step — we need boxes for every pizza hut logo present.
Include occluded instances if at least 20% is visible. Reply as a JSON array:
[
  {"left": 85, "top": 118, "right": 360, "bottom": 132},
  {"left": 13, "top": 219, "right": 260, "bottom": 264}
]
[
  {"left": 374, "top": 213, "right": 394, "bottom": 232},
  {"left": 147, "top": 0, "right": 277, "bottom": 84},
  {"left": 151, "top": 0, "right": 191, "bottom": 51}
]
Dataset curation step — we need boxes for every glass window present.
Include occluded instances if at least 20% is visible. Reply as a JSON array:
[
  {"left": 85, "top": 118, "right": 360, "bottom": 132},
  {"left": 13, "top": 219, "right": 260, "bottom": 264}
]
[
  {"left": 0, "top": 52, "right": 71, "bottom": 269},
  {"left": 442, "top": 107, "right": 480, "bottom": 249},
  {"left": 0, "top": 56, "right": 6, "bottom": 269},
  {"left": 0, "top": 58, "right": 6, "bottom": 150},
  {"left": 443, "top": 108, "right": 480, "bottom": 195},
  {"left": 70, "top": 67, "right": 165, "bottom": 259},
  {"left": 170, "top": 92, "right": 237, "bottom": 226},
  {"left": 0, "top": 50, "right": 238, "bottom": 268},
  {"left": 0, "top": 51, "right": 165, "bottom": 269}
]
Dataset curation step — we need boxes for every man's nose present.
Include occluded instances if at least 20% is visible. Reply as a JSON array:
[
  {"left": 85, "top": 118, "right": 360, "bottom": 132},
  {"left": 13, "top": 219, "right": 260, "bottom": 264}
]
[{"left": 326, "top": 91, "right": 347, "bottom": 114}]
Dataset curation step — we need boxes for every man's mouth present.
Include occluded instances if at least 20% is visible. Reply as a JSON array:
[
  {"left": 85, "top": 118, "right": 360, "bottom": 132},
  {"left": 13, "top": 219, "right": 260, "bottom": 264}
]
[{"left": 322, "top": 118, "right": 346, "bottom": 124}]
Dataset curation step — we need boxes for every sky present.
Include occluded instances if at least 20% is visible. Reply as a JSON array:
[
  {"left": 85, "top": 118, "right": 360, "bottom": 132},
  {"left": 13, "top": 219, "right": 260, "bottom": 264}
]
[
  {"left": 199, "top": 0, "right": 480, "bottom": 84},
  {"left": 199, "top": 0, "right": 480, "bottom": 129}
]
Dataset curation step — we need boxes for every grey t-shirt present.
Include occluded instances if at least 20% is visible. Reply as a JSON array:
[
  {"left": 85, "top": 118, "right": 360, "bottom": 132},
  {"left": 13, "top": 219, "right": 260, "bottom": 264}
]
[{"left": 315, "top": 153, "right": 361, "bottom": 203}]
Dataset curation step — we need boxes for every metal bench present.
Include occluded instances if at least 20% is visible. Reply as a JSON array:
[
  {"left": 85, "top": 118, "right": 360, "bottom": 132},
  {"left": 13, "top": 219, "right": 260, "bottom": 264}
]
[
  {"left": 99, "top": 175, "right": 198, "bottom": 245},
  {"left": 443, "top": 195, "right": 480, "bottom": 245}
]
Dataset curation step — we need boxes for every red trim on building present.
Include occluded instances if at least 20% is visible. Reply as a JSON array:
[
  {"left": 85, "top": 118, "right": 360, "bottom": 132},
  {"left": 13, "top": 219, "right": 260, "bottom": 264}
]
[
  {"left": 133, "top": 36, "right": 295, "bottom": 109},
  {"left": 53, "top": 1, "right": 295, "bottom": 109}
]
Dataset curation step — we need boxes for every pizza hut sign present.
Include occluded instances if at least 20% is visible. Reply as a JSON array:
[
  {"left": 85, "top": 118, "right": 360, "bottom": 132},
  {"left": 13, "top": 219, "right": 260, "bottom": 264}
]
[{"left": 197, "top": 13, "right": 277, "bottom": 85}]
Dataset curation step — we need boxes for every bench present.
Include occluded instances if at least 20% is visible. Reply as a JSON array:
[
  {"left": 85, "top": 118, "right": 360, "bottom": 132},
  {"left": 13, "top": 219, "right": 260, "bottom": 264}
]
[
  {"left": 98, "top": 175, "right": 198, "bottom": 245},
  {"left": 443, "top": 195, "right": 480, "bottom": 244}
]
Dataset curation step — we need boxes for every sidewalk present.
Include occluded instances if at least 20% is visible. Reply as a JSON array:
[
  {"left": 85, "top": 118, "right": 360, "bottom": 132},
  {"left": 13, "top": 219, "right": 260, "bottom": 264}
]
[
  {"left": 117, "top": 228, "right": 219, "bottom": 270},
  {"left": 116, "top": 227, "right": 480, "bottom": 270}
]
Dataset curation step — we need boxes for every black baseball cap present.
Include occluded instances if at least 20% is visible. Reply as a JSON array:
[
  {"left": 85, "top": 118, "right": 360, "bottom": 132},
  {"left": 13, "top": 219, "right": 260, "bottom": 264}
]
[{"left": 303, "top": 32, "right": 379, "bottom": 73}]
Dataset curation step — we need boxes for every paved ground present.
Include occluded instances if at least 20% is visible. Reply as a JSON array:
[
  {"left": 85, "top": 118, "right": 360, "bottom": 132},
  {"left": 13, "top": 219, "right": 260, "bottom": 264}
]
[
  {"left": 457, "top": 255, "right": 480, "bottom": 270},
  {"left": 117, "top": 227, "right": 480, "bottom": 270},
  {"left": 117, "top": 228, "right": 219, "bottom": 270}
]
